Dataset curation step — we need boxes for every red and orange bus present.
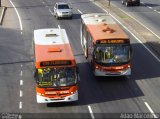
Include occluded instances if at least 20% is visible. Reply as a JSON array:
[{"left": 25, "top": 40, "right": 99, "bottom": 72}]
[
  {"left": 33, "top": 28, "right": 79, "bottom": 103},
  {"left": 81, "top": 13, "right": 132, "bottom": 77}
]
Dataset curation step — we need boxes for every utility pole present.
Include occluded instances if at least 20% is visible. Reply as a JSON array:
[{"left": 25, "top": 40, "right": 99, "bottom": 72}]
[{"left": 0, "top": 0, "right": 1, "bottom": 7}]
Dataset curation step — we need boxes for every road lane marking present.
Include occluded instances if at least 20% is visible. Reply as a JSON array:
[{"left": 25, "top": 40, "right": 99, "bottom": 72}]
[
  {"left": 20, "top": 71, "right": 23, "bottom": 76},
  {"left": 9, "top": 0, "right": 23, "bottom": 31},
  {"left": 88, "top": 105, "right": 95, "bottom": 119},
  {"left": 140, "top": 2, "right": 160, "bottom": 15},
  {"left": 20, "top": 80, "right": 23, "bottom": 86},
  {"left": 118, "top": 8, "right": 160, "bottom": 40},
  {"left": 78, "top": 9, "right": 83, "bottom": 14},
  {"left": 20, "top": 90, "right": 23, "bottom": 97},
  {"left": 148, "top": 6, "right": 152, "bottom": 9},
  {"left": 19, "top": 101, "right": 22, "bottom": 109},
  {"left": 21, "top": 64, "right": 23, "bottom": 68},
  {"left": 144, "top": 102, "right": 158, "bottom": 118},
  {"left": 49, "top": 9, "right": 54, "bottom": 15}
]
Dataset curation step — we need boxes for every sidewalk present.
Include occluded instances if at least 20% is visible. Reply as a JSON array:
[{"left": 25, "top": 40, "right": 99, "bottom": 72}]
[
  {"left": 94, "top": 0, "right": 160, "bottom": 57},
  {"left": 0, "top": 6, "right": 6, "bottom": 25}
]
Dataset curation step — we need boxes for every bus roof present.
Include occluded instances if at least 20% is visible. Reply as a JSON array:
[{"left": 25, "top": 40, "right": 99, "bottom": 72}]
[
  {"left": 81, "top": 13, "right": 129, "bottom": 42},
  {"left": 34, "top": 28, "right": 75, "bottom": 67}
]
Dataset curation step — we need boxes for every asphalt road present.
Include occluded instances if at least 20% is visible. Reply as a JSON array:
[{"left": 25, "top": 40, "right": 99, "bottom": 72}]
[
  {"left": 112, "top": 0, "right": 160, "bottom": 38},
  {"left": 0, "top": 0, "right": 160, "bottom": 118}
]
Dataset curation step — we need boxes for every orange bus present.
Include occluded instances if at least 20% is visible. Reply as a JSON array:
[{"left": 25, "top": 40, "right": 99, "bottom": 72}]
[
  {"left": 81, "top": 13, "right": 132, "bottom": 77},
  {"left": 33, "top": 28, "right": 79, "bottom": 103}
]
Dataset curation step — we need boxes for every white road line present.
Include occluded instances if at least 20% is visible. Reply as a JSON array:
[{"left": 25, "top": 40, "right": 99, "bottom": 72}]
[
  {"left": 45, "top": 5, "right": 48, "bottom": 8},
  {"left": 148, "top": 6, "right": 152, "bottom": 9},
  {"left": 20, "top": 80, "right": 23, "bottom": 86},
  {"left": 144, "top": 102, "right": 158, "bottom": 118},
  {"left": 78, "top": 9, "right": 83, "bottom": 14},
  {"left": 118, "top": 8, "right": 160, "bottom": 40},
  {"left": 20, "top": 71, "right": 23, "bottom": 76},
  {"left": 21, "top": 64, "right": 23, "bottom": 68},
  {"left": 49, "top": 9, "right": 54, "bottom": 15},
  {"left": 58, "top": 25, "right": 61, "bottom": 29},
  {"left": 140, "top": 2, "right": 160, "bottom": 15},
  {"left": 20, "top": 90, "right": 23, "bottom": 97},
  {"left": 88, "top": 105, "right": 95, "bottom": 119},
  {"left": 49, "top": 9, "right": 52, "bottom": 13},
  {"left": 19, "top": 102, "right": 22, "bottom": 109},
  {"left": 42, "top": 2, "right": 45, "bottom": 4},
  {"left": 9, "top": 0, "right": 23, "bottom": 31}
]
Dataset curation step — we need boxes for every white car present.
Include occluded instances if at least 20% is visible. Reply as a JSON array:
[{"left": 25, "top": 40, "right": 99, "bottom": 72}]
[{"left": 54, "top": 2, "right": 72, "bottom": 19}]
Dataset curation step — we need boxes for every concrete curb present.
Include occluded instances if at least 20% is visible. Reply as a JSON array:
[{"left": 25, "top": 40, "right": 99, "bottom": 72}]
[{"left": 0, "top": 7, "right": 7, "bottom": 25}]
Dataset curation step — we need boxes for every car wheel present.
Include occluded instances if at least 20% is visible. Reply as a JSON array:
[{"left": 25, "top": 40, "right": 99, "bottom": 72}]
[
  {"left": 137, "top": 2, "right": 140, "bottom": 6},
  {"left": 56, "top": 14, "right": 59, "bottom": 19},
  {"left": 122, "top": 0, "right": 124, "bottom": 5},
  {"left": 125, "top": 2, "right": 129, "bottom": 7}
]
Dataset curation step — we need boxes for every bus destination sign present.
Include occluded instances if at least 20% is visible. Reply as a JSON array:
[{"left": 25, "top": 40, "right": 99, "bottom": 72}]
[
  {"left": 40, "top": 60, "right": 72, "bottom": 67},
  {"left": 38, "top": 81, "right": 52, "bottom": 87},
  {"left": 97, "top": 39, "right": 129, "bottom": 44}
]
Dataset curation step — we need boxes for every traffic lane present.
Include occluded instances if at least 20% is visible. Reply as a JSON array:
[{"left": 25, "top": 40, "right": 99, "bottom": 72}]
[
  {"left": 141, "top": 0, "right": 160, "bottom": 11},
  {"left": 0, "top": 64, "right": 23, "bottom": 112},
  {"left": 111, "top": 0, "right": 160, "bottom": 38},
  {"left": 58, "top": 0, "right": 152, "bottom": 113},
  {"left": 11, "top": 0, "right": 59, "bottom": 29},
  {"left": 0, "top": 0, "right": 29, "bottom": 112},
  {"left": 21, "top": 63, "right": 91, "bottom": 119},
  {"left": 53, "top": 0, "right": 158, "bottom": 115},
  {"left": 132, "top": 41, "right": 160, "bottom": 112},
  {"left": 12, "top": 0, "right": 93, "bottom": 116},
  {"left": 74, "top": 33, "right": 160, "bottom": 116},
  {"left": 69, "top": 0, "right": 104, "bottom": 14},
  {"left": 0, "top": 28, "right": 24, "bottom": 112},
  {"left": 57, "top": 0, "right": 160, "bottom": 112}
]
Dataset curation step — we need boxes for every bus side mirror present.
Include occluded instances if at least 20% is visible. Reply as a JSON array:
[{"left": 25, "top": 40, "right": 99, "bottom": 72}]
[
  {"left": 76, "top": 66, "right": 79, "bottom": 74},
  {"left": 34, "top": 69, "right": 38, "bottom": 81}
]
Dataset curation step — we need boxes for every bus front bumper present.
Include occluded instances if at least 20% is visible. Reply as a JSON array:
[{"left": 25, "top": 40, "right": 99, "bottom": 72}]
[
  {"left": 36, "top": 91, "right": 78, "bottom": 103},
  {"left": 94, "top": 68, "right": 131, "bottom": 77}
]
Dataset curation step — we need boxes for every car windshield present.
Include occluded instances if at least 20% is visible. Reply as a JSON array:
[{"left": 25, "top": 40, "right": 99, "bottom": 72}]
[
  {"left": 94, "top": 44, "right": 131, "bottom": 64},
  {"left": 37, "top": 67, "right": 77, "bottom": 87},
  {"left": 58, "top": 4, "right": 69, "bottom": 9}
]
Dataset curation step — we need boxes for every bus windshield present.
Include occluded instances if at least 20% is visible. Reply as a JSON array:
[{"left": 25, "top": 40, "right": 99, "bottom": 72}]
[
  {"left": 36, "top": 67, "right": 77, "bottom": 87},
  {"left": 94, "top": 44, "right": 131, "bottom": 64}
]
